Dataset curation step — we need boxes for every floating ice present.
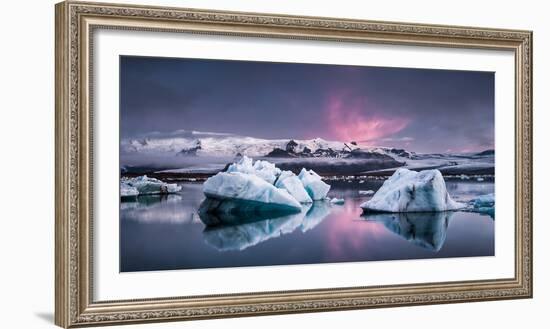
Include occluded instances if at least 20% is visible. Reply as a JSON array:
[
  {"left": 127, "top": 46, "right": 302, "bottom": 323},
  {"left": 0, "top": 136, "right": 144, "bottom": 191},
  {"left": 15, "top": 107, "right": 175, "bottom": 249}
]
[
  {"left": 360, "top": 168, "right": 465, "bottom": 213},
  {"left": 359, "top": 190, "right": 375, "bottom": 196},
  {"left": 330, "top": 198, "right": 345, "bottom": 205},
  {"left": 227, "top": 156, "right": 281, "bottom": 184},
  {"left": 120, "top": 175, "right": 181, "bottom": 197},
  {"left": 202, "top": 158, "right": 330, "bottom": 217},
  {"left": 298, "top": 168, "right": 330, "bottom": 201},
  {"left": 468, "top": 193, "right": 495, "bottom": 218},
  {"left": 203, "top": 172, "right": 301, "bottom": 212},
  {"left": 472, "top": 193, "right": 495, "bottom": 208},
  {"left": 275, "top": 170, "right": 313, "bottom": 204}
]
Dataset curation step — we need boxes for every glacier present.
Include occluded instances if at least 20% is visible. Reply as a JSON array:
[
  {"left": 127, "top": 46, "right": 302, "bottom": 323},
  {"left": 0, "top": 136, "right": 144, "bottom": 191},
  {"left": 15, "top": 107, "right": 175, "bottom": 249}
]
[
  {"left": 298, "top": 168, "right": 331, "bottom": 201},
  {"left": 120, "top": 175, "right": 181, "bottom": 197},
  {"left": 360, "top": 168, "right": 464, "bottom": 213}
]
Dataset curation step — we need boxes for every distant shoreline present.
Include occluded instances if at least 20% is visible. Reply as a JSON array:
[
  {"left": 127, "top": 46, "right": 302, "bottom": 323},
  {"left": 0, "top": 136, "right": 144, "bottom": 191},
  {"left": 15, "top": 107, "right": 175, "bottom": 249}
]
[{"left": 122, "top": 170, "right": 495, "bottom": 183}]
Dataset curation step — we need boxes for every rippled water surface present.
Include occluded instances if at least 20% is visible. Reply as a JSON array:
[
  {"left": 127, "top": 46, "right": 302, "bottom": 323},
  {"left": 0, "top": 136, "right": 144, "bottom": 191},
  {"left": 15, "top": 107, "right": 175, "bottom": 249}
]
[{"left": 120, "top": 180, "right": 494, "bottom": 272}]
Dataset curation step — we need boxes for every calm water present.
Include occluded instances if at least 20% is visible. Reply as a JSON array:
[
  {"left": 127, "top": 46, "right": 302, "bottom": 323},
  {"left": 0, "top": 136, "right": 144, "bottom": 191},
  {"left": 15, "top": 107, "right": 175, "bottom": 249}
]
[{"left": 120, "top": 180, "right": 494, "bottom": 272}]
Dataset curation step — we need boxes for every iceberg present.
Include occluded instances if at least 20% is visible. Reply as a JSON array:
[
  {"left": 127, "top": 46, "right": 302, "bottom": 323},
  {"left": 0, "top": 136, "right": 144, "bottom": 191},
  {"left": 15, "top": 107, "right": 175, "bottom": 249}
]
[
  {"left": 360, "top": 168, "right": 464, "bottom": 213},
  {"left": 472, "top": 193, "right": 495, "bottom": 208},
  {"left": 275, "top": 170, "right": 313, "bottom": 204},
  {"left": 202, "top": 157, "right": 329, "bottom": 218},
  {"left": 298, "top": 168, "right": 330, "bottom": 201},
  {"left": 358, "top": 190, "right": 375, "bottom": 196},
  {"left": 330, "top": 197, "right": 345, "bottom": 205},
  {"left": 120, "top": 175, "right": 181, "bottom": 197},
  {"left": 203, "top": 172, "right": 302, "bottom": 212}
]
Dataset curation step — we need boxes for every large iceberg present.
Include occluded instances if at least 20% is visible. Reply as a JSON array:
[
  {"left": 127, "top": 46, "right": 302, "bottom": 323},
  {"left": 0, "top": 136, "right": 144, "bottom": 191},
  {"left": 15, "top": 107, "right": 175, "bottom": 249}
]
[
  {"left": 360, "top": 168, "right": 464, "bottom": 213},
  {"left": 120, "top": 175, "right": 181, "bottom": 197},
  {"left": 298, "top": 168, "right": 330, "bottom": 201},
  {"left": 203, "top": 172, "right": 301, "bottom": 212},
  {"left": 202, "top": 156, "right": 328, "bottom": 215}
]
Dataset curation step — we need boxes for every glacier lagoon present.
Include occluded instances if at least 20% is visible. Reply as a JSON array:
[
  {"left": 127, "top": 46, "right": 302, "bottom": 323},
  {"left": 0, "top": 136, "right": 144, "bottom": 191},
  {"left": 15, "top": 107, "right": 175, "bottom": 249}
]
[{"left": 120, "top": 179, "right": 494, "bottom": 272}]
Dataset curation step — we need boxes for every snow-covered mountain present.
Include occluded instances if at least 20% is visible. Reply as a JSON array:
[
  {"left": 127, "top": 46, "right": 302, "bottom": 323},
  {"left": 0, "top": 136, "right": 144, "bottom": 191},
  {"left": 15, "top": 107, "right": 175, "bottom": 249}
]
[
  {"left": 121, "top": 130, "right": 494, "bottom": 176},
  {"left": 121, "top": 129, "right": 414, "bottom": 160}
]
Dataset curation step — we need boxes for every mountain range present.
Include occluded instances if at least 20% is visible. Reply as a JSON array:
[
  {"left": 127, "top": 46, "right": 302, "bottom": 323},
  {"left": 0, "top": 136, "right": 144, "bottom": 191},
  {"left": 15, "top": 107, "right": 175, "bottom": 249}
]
[{"left": 121, "top": 130, "right": 494, "bottom": 176}]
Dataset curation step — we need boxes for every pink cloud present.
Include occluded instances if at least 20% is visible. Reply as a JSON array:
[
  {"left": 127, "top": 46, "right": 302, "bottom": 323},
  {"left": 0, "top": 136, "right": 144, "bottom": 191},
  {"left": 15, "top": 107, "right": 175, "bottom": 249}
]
[{"left": 325, "top": 91, "right": 409, "bottom": 143}]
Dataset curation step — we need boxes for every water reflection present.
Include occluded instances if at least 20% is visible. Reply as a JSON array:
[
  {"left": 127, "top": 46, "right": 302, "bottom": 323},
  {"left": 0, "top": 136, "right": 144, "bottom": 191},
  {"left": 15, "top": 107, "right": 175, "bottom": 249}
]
[
  {"left": 198, "top": 198, "right": 304, "bottom": 226},
  {"left": 120, "top": 184, "right": 204, "bottom": 224},
  {"left": 361, "top": 212, "right": 454, "bottom": 251},
  {"left": 200, "top": 201, "right": 331, "bottom": 251},
  {"left": 120, "top": 182, "right": 495, "bottom": 272},
  {"left": 121, "top": 194, "right": 199, "bottom": 224}
]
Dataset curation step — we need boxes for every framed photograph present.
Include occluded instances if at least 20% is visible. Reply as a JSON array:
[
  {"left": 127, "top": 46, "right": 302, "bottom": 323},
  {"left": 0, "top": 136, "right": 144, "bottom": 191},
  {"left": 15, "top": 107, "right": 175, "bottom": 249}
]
[{"left": 55, "top": 1, "right": 532, "bottom": 327}]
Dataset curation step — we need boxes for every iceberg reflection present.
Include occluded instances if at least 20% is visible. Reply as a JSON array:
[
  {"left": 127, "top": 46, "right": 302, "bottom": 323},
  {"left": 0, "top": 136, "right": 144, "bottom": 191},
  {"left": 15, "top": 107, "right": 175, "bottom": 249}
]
[
  {"left": 361, "top": 212, "right": 453, "bottom": 251},
  {"left": 199, "top": 200, "right": 331, "bottom": 251},
  {"left": 120, "top": 194, "right": 201, "bottom": 224}
]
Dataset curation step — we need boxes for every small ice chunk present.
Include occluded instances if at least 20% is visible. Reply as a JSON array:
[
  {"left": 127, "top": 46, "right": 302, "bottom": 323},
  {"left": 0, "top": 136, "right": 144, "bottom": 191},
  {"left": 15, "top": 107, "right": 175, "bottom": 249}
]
[
  {"left": 468, "top": 193, "right": 495, "bottom": 218},
  {"left": 298, "top": 168, "right": 331, "bottom": 200},
  {"left": 460, "top": 174, "right": 469, "bottom": 180},
  {"left": 476, "top": 177, "right": 484, "bottom": 182},
  {"left": 472, "top": 193, "right": 495, "bottom": 208},
  {"left": 359, "top": 190, "right": 375, "bottom": 195},
  {"left": 330, "top": 197, "right": 345, "bottom": 205},
  {"left": 121, "top": 175, "right": 181, "bottom": 197},
  {"left": 203, "top": 172, "right": 301, "bottom": 211},
  {"left": 275, "top": 170, "right": 312, "bottom": 204},
  {"left": 360, "top": 168, "right": 465, "bottom": 213},
  {"left": 227, "top": 156, "right": 281, "bottom": 184}
]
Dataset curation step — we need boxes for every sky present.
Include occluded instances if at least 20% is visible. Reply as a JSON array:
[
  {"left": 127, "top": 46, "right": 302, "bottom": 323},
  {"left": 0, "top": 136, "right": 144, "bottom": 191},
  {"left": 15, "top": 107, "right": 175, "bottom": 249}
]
[{"left": 120, "top": 56, "right": 494, "bottom": 153}]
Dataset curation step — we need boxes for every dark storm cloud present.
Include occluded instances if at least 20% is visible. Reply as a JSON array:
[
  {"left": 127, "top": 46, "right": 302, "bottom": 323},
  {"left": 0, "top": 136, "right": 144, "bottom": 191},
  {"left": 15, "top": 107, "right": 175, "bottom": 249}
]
[{"left": 120, "top": 56, "right": 494, "bottom": 153}]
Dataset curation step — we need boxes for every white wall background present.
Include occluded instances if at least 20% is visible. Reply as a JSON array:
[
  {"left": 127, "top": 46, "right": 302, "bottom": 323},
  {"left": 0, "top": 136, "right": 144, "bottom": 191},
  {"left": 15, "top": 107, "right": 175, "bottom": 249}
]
[{"left": 0, "top": 0, "right": 546, "bottom": 328}]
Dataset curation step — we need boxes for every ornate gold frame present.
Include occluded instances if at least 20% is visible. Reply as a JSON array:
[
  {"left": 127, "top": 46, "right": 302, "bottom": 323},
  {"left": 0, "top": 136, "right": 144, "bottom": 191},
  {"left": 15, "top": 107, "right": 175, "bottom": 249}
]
[{"left": 55, "top": 1, "right": 533, "bottom": 327}]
